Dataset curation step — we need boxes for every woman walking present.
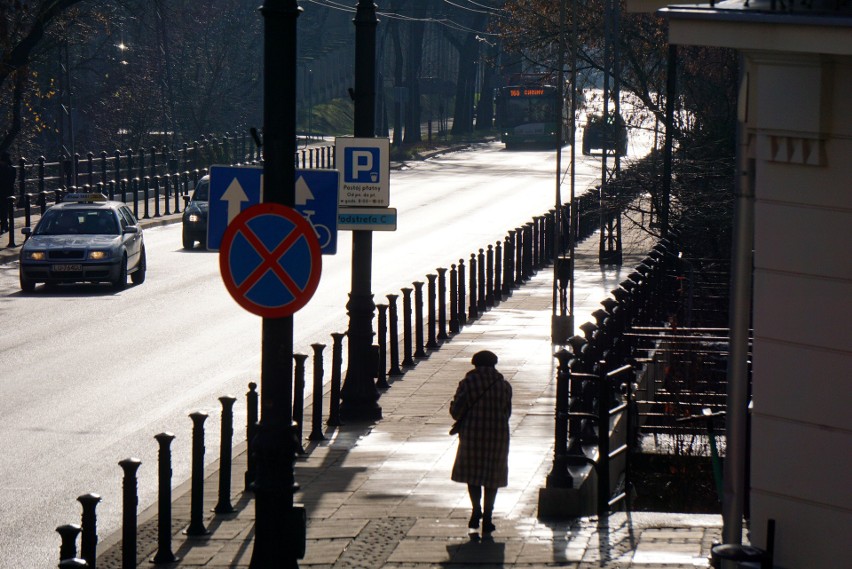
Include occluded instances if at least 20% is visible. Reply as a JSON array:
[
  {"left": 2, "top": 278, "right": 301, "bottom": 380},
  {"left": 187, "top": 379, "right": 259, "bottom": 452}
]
[{"left": 450, "top": 350, "right": 512, "bottom": 534}]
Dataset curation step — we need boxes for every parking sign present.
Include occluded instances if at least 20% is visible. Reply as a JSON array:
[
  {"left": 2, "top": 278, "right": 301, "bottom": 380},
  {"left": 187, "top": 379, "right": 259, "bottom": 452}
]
[{"left": 335, "top": 137, "right": 390, "bottom": 207}]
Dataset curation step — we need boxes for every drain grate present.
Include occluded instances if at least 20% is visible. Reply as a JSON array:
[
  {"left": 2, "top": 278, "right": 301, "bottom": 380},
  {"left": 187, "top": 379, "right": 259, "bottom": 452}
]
[{"left": 332, "top": 516, "right": 416, "bottom": 569}]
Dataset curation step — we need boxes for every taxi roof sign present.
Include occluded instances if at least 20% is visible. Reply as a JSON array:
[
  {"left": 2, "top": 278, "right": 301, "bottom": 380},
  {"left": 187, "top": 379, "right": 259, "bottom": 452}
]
[{"left": 64, "top": 192, "right": 108, "bottom": 203}]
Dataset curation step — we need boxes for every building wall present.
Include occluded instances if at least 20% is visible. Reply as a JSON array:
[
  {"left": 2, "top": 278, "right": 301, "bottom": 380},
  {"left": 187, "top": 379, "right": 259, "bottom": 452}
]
[{"left": 747, "top": 52, "right": 852, "bottom": 569}]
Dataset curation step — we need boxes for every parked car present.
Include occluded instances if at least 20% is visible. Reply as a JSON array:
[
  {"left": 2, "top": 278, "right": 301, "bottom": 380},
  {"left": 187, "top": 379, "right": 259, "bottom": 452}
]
[
  {"left": 19, "top": 192, "right": 146, "bottom": 291},
  {"left": 182, "top": 175, "right": 209, "bottom": 249},
  {"left": 582, "top": 114, "right": 628, "bottom": 156}
]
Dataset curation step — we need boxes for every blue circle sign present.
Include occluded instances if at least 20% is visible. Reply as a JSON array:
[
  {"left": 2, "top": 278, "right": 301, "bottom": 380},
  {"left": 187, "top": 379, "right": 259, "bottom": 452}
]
[{"left": 219, "top": 203, "right": 322, "bottom": 318}]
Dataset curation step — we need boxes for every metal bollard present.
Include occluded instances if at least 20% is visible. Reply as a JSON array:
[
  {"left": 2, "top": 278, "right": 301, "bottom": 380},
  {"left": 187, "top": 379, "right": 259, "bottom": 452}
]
[
  {"left": 293, "top": 354, "right": 308, "bottom": 452},
  {"left": 24, "top": 193, "right": 32, "bottom": 228},
  {"left": 6, "top": 196, "right": 17, "bottom": 247},
  {"left": 215, "top": 396, "right": 237, "bottom": 513},
  {"left": 478, "top": 248, "right": 486, "bottom": 312},
  {"left": 245, "top": 382, "right": 259, "bottom": 491},
  {"left": 152, "top": 433, "right": 178, "bottom": 564},
  {"left": 163, "top": 176, "right": 171, "bottom": 216},
  {"left": 524, "top": 222, "right": 534, "bottom": 279},
  {"left": 413, "top": 281, "right": 426, "bottom": 358},
  {"left": 131, "top": 178, "right": 139, "bottom": 218},
  {"left": 185, "top": 412, "right": 209, "bottom": 536},
  {"left": 486, "top": 245, "right": 494, "bottom": 307},
  {"left": 457, "top": 259, "right": 466, "bottom": 329},
  {"left": 426, "top": 274, "right": 438, "bottom": 349},
  {"left": 449, "top": 264, "right": 459, "bottom": 334},
  {"left": 468, "top": 253, "right": 478, "bottom": 320},
  {"left": 57, "top": 523, "right": 81, "bottom": 562},
  {"left": 435, "top": 269, "right": 448, "bottom": 340},
  {"left": 153, "top": 176, "right": 161, "bottom": 217},
  {"left": 494, "top": 241, "right": 503, "bottom": 304},
  {"left": 143, "top": 177, "right": 150, "bottom": 219},
  {"left": 387, "top": 294, "right": 402, "bottom": 376},
  {"left": 516, "top": 227, "right": 524, "bottom": 285},
  {"left": 327, "top": 333, "right": 345, "bottom": 426},
  {"left": 546, "top": 350, "right": 573, "bottom": 488},
  {"left": 118, "top": 457, "right": 142, "bottom": 569},
  {"left": 401, "top": 287, "right": 414, "bottom": 367},
  {"left": 77, "top": 493, "right": 101, "bottom": 569},
  {"left": 375, "top": 306, "right": 390, "bottom": 389},
  {"left": 309, "top": 343, "right": 327, "bottom": 441}
]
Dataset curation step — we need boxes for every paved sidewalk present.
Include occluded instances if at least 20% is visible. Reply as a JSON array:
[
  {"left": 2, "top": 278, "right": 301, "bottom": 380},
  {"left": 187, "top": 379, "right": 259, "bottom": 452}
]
[{"left": 91, "top": 226, "right": 724, "bottom": 568}]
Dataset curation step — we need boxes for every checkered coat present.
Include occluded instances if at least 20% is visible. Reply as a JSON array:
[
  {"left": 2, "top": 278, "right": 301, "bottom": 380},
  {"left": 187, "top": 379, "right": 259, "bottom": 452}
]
[{"left": 450, "top": 366, "right": 512, "bottom": 488}]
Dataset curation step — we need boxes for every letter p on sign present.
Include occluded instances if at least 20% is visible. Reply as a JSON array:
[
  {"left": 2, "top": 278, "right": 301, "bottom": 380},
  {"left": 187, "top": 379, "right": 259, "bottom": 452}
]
[{"left": 345, "top": 147, "right": 380, "bottom": 183}]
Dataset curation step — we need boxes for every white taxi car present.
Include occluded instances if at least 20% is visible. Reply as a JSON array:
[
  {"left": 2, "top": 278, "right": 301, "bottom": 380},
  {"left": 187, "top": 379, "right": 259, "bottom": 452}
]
[{"left": 19, "top": 192, "right": 146, "bottom": 291}]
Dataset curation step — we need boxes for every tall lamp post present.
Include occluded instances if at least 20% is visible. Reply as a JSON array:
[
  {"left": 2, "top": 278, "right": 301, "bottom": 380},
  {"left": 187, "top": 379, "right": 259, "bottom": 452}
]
[
  {"left": 339, "top": 0, "right": 382, "bottom": 422},
  {"left": 250, "top": 1, "right": 304, "bottom": 567}
]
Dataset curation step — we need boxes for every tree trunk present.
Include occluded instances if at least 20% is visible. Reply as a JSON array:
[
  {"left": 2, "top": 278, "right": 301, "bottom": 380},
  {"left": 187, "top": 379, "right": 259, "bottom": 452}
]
[
  {"left": 451, "top": 32, "right": 478, "bottom": 136},
  {"left": 403, "top": 18, "right": 425, "bottom": 145}
]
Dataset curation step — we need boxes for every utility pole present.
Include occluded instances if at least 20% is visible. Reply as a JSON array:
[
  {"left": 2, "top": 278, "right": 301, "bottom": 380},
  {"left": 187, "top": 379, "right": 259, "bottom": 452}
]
[
  {"left": 339, "top": 0, "right": 382, "bottom": 422},
  {"left": 249, "top": 1, "right": 304, "bottom": 567}
]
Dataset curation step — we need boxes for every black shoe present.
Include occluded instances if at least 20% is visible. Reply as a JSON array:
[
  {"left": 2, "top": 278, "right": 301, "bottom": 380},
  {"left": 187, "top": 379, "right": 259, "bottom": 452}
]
[
  {"left": 468, "top": 509, "right": 482, "bottom": 529},
  {"left": 482, "top": 517, "right": 495, "bottom": 534}
]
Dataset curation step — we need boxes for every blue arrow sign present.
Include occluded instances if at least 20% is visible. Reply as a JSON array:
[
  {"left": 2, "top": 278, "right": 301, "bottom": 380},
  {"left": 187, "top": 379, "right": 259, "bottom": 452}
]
[
  {"left": 294, "top": 169, "right": 339, "bottom": 255},
  {"left": 207, "top": 165, "right": 263, "bottom": 251}
]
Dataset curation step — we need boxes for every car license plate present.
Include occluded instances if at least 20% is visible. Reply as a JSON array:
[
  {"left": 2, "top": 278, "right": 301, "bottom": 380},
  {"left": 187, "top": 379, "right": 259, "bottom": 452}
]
[{"left": 53, "top": 264, "right": 82, "bottom": 272}]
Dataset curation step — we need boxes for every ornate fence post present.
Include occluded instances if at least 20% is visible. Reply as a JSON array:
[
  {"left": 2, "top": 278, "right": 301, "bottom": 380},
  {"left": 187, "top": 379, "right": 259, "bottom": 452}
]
[
  {"left": 215, "top": 396, "right": 237, "bottom": 514},
  {"left": 401, "top": 287, "right": 415, "bottom": 368},
  {"left": 119, "top": 457, "right": 143, "bottom": 568},
  {"left": 426, "top": 274, "right": 438, "bottom": 349},
  {"left": 376, "top": 305, "right": 390, "bottom": 388},
  {"left": 413, "top": 281, "right": 427, "bottom": 358}
]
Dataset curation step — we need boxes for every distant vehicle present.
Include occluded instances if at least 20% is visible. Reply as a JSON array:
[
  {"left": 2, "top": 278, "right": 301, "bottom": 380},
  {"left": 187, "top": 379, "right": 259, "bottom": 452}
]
[
  {"left": 495, "top": 85, "right": 568, "bottom": 149},
  {"left": 582, "top": 114, "right": 628, "bottom": 156},
  {"left": 19, "top": 192, "right": 146, "bottom": 291},
  {"left": 182, "top": 175, "right": 209, "bottom": 249}
]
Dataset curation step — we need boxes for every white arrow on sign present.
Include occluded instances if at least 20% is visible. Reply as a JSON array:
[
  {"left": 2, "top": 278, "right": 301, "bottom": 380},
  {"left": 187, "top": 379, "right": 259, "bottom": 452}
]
[
  {"left": 222, "top": 178, "right": 249, "bottom": 224},
  {"left": 295, "top": 175, "right": 315, "bottom": 206}
]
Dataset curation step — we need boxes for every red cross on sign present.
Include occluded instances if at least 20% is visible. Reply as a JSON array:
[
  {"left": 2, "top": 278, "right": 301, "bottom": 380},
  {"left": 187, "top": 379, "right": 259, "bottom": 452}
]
[{"left": 219, "top": 203, "right": 322, "bottom": 318}]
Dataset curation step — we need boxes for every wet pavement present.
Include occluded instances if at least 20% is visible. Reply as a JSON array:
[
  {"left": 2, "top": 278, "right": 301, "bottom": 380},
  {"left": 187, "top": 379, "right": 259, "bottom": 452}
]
[{"left": 83, "top": 220, "right": 725, "bottom": 568}]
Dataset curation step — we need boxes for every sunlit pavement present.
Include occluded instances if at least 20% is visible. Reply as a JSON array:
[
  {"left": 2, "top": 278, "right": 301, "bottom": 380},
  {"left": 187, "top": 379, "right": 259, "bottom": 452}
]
[{"left": 92, "top": 221, "right": 725, "bottom": 568}]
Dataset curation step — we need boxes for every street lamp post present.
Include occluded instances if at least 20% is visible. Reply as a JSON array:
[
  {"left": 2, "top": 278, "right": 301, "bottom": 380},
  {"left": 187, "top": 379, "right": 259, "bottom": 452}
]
[
  {"left": 249, "top": 2, "right": 304, "bottom": 568},
  {"left": 339, "top": 0, "right": 382, "bottom": 422}
]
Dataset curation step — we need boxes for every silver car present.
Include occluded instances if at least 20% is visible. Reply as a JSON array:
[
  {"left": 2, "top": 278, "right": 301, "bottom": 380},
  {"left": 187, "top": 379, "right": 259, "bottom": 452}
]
[{"left": 19, "top": 193, "right": 146, "bottom": 291}]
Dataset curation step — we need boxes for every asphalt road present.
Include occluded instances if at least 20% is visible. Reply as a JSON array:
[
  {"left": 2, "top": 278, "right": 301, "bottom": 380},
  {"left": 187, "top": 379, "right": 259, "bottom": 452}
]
[{"left": 0, "top": 140, "right": 631, "bottom": 567}]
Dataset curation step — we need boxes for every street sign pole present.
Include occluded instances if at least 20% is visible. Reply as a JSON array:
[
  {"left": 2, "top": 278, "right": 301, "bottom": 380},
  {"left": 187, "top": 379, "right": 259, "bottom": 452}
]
[
  {"left": 340, "top": 0, "right": 382, "bottom": 422},
  {"left": 250, "top": 1, "right": 303, "bottom": 568}
]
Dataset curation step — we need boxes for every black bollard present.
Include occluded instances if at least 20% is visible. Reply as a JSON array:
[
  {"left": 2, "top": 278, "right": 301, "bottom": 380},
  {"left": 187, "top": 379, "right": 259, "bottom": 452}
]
[
  {"left": 457, "top": 259, "right": 466, "bottom": 329},
  {"left": 436, "top": 268, "right": 448, "bottom": 340},
  {"left": 142, "top": 177, "right": 150, "bottom": 219},
  {"left": 185, "top": 413, "right": 209, "bottom": 536},
  {"left": 426, "top": 274, "right": 438, "bottom": 349},
  {"left": 309, "top": 343, "right": 327, "bottom": 441},
  {"left": 77, "top": 493, "right": 101, "bottom": 569},
  {"left": 387, "top": 294, "right": 402, "bottom": 376},
  {"left": 57, "top": 523, "right": 81, "bottom": 562},
  {"left": 293, "top": 354, "right": 308, "bottom": 453},
  {"left": 449, "top": 264, "right": 459, "bottom": 334},
  {"left": 515, "top": 227, "right": 524, "bottom": 285},
  {"left": 494, "top": 241, "right": 503, "bottom": 304},
  {"left": 478, "top": 248, "right": 486, "bottom": 312},
  {"left": 413, "top": 281, "right": 426, "bottom": 358},
  {"left": 401, "top": 287, "right": 414, "bottom": 367},
  {"left": 163, "top": 175, "right": 171, "bottom": 215},
  {"left": 503, "top": 235, "right": 513, "bottom": 297},
  {"left": 468, "top": 253, "right": 478, "bottom": 320},
  {"left": 24, "top": 193, "right": 32, "bottom": 228},
  {"left": 153, "top": 176, "right": 161, "bottom": 217},
  {"left": 546, "top": 350, "right": 573, "bottom": 488},
  {"left": 6, "top": 196, "right": 16, "bottom": 247},
  {"left": 152, "top": 433, "right": 179, "bottom": 564},
  {"left": 486, "top": 245, "right": 494, "bottom": 307},
  {"left": 327, "top": 333, "right": 345, "bottom": 426},
  {"left": 118, "top": 457, "right": 142, "bottom": 569},
  {"left": 215, "top": 396, "right": 237, "bottom": 514},
  {"left": 375, "top": 306, "right": 390, "bottom": 389},
  {"left": 245, "top": 382, "right": 259, "bottom": 491}
]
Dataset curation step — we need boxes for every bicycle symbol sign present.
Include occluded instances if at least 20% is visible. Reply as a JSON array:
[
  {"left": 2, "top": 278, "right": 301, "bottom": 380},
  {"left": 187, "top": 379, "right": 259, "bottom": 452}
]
[
  {"left": 219, "top": 204, "right": 322, "bottom": 318},
  {"left": 295, "top": 169, "right": 338, "bottom": 255}
]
